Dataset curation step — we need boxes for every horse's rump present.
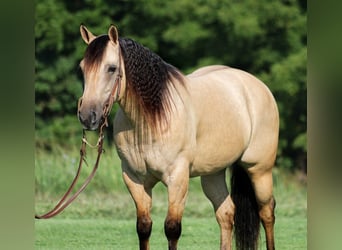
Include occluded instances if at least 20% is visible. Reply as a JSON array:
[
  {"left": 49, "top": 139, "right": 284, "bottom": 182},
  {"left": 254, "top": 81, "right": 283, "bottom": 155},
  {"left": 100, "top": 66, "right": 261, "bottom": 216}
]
[{"left": 187, "top": 66, "right": 278, "bottom": 176}]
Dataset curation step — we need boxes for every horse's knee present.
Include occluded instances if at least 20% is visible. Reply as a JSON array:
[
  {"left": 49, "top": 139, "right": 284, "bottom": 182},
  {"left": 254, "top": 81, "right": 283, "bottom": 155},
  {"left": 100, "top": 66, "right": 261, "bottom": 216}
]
[
  {"left": 136, "top": 215, "right": 152, "bottom": 241},
  {"left": 164, "top": 218, "right": 182, "bottom": 240}
]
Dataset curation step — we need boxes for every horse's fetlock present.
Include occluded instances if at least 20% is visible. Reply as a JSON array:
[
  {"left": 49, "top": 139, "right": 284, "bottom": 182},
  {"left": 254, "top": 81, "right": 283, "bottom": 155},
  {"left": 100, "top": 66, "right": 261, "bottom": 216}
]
[
  {"left": 137, "top": 216, "right": 152, "bottom": 240},
  {"left": 164, "top": 219, "right": 182, "bottom": 240}
]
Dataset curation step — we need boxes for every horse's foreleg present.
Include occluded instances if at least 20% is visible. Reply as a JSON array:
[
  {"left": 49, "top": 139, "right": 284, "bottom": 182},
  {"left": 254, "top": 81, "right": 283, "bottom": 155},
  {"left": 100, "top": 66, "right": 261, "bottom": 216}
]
[
  {"left": 201, "top": 170, "right": 235, "bottom": 250},
  {"left": 164, "top": 158, "right": 190, "bottom": 250},
  {"left": 122, "top": 171, "right": 157, "bottom": 250}
]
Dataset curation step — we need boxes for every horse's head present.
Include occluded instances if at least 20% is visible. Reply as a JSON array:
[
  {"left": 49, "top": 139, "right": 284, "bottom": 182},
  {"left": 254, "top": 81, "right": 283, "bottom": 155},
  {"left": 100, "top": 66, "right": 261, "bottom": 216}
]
[{"left": 78, "top": 25, "right": 124, "bottom": 130}]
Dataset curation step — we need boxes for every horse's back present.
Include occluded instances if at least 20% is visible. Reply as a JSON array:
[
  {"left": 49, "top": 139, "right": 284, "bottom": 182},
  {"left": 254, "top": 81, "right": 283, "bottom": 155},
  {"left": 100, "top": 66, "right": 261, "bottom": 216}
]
[
  {"left": 186, "top": 66, "right": 279, "bottom": 175},
  {"left": 187, "top": 65, "right": 229, "bottom": 77}
]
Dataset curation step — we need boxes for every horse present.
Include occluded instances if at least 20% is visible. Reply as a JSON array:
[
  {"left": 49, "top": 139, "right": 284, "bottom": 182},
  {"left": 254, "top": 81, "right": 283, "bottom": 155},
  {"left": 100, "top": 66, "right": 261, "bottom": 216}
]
[{"left": 77, "top": 25, "right": 279, "bottom": 250}]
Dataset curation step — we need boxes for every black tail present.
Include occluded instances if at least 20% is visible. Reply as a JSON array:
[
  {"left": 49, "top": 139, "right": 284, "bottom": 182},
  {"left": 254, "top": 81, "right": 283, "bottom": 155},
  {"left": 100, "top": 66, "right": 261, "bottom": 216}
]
[{"left": 231, "top": 164, "right": 260, "bottom": 250}]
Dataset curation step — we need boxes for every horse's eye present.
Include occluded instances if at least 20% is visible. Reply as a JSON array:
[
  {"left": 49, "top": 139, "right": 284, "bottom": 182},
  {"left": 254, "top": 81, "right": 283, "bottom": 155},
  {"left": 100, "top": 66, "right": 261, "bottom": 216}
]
[{"left": 108, "top": 65, "right": 116, "bottom": 74}]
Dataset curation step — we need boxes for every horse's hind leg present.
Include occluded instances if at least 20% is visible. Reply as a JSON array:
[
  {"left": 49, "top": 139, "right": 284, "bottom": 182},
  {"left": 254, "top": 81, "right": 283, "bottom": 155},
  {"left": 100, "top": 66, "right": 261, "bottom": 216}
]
[
  {"left": 122, "top": 169, "right": 158, "bottom": 250},
  {"left": 201, "top": 169, "right": 235, "bottom": 250},
  {"left": 247, "top": 166, "right": 276, "bottom": 250}
]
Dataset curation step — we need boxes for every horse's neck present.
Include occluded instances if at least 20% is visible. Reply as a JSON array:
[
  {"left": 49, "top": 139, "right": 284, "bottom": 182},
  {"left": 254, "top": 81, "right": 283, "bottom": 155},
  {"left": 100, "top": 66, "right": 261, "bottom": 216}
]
[{"left": 117, "top": 80, "right": 188, "bottom": 139}]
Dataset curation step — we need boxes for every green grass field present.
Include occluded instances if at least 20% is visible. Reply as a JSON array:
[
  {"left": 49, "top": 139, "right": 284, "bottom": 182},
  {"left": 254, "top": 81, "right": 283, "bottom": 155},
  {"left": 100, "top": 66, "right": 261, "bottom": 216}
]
[{"left": 35, "top": 144, "right": 306, "bottom": 249}]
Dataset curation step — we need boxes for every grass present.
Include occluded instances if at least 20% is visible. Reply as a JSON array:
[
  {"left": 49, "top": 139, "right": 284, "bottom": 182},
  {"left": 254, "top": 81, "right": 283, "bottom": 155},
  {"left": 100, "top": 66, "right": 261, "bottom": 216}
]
[
  {"left": 35, "top": 216, "right": 306, "bottom": 250},
  {"left": 35, "top": 217, "right": 221, "bottom": 250},
  {"left": 35, "top": 143, "right": 306, "bottom": 249}
]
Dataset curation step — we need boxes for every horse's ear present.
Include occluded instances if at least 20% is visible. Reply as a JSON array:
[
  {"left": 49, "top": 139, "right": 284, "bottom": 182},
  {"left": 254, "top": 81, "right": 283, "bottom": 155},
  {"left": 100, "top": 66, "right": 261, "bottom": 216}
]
[
  {"left": 108, "top": 25, "right": 119, "bottom": 45},
  {"left": 80, "top": 25, "right": 96, "bottom": 44}
]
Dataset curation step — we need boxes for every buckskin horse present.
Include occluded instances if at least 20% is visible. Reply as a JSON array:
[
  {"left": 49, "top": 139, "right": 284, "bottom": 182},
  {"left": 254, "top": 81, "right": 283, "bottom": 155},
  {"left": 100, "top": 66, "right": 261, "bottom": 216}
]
[{"left": 77, "top": 25, "right": 279, "bottom": 250}]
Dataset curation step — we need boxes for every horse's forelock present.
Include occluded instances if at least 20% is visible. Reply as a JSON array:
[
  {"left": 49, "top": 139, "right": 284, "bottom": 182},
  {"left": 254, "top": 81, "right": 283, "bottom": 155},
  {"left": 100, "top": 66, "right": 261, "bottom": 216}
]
[{"left": 83, "top": 35, "right": 109, "bottom": 73}]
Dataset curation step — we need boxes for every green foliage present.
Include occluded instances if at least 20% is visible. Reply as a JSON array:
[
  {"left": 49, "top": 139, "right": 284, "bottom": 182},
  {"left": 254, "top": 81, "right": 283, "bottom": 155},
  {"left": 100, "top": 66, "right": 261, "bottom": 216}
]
[
  {"left": 261, "top": 47, "right": 307, "bottom": 169},
  {"left": 35, "top": 0, "right": 306, "bottom": 170}
]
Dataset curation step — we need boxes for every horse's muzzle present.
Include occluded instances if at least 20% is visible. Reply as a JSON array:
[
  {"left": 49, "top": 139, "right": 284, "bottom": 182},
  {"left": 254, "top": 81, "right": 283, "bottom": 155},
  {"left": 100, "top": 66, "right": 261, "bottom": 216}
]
[{"left": 78, "top": 108, "right": 103, "bottom": 131}]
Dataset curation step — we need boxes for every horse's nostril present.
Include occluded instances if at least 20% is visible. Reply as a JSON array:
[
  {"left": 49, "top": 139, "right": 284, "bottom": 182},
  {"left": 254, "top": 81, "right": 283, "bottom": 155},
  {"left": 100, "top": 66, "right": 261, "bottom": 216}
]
[
  {"left": 78, "top": 112, "right": 87, "bottom": 126},
  {"left": 91, "top": 111, "right": 97, "bottom": 125}
]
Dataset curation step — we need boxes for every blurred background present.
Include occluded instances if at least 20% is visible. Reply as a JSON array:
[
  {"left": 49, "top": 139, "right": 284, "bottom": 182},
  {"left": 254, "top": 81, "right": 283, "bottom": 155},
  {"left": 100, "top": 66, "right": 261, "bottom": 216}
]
[{"left": 35, "top": 0, "right": 306, "bottom": 174}]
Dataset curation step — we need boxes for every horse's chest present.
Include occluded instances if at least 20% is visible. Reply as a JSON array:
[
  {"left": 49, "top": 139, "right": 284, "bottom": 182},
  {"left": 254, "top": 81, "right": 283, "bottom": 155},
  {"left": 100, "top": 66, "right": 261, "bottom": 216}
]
[
  {"left": 113, "top": 106, "right": 195, "bottom": 178},
  {"left": 114, "top": 135, "right": 178, "bottom": 177}
]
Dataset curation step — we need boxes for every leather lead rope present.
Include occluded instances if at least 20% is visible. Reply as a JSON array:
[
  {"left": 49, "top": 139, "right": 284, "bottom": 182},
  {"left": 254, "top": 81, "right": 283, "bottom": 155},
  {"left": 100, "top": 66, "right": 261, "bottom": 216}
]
[
  {"left": 35, "top": 47, "right": 123, "bottom": 219},
  {"left": 35, "top": 123, "right": 105, "bottom": 219}
]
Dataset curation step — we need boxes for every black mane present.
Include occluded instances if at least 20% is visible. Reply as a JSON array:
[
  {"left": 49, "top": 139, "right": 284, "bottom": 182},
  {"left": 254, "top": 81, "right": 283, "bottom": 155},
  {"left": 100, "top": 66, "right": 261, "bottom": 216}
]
[{"left": 119, "top": 37, "right": 184, "bottom": 130}]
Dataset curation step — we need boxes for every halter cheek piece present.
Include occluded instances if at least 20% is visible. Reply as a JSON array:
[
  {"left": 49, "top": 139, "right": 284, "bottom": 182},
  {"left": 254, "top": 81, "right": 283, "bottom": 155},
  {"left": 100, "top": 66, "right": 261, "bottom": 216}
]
[
  {"left": 35, "top": 45, "right": 123, "bottom": 219},
  {"left": 102, "top": 46, "right": 122, "bottom": 125},
  {"left": 102, "top": 68, "right": 122, "bottom": 120}
]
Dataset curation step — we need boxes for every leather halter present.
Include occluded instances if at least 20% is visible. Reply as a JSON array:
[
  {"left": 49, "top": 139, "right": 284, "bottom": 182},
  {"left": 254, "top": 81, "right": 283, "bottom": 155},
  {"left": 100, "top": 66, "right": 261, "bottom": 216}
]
[
  {"left": 103, "top": 46, "right": 123, "bottom": 120},
  {"left": 35, "top": 45, "right": 123, "bottom": 219}
]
